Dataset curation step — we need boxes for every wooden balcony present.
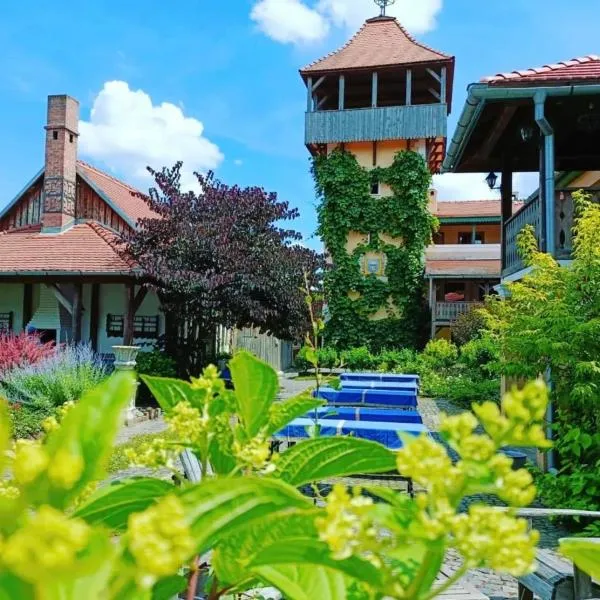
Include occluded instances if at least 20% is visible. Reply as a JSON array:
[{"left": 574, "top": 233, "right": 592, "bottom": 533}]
[
  {"left": 305, "top": 104, "right": 447, "bottom": 145},
  {"left": 503, "top": 188, "right": 600, "bottom": 277},
  {"left": 434, "top": 301, "right": 483, "bottom": 323}
]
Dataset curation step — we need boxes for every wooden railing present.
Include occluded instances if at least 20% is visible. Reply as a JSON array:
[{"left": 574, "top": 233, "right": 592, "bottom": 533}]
[
  {"left": 503, "top": 188, "right": 600, "bottom": 276},
  {"left": 434, "top": 302, "right": 482, "bottom": 323}
]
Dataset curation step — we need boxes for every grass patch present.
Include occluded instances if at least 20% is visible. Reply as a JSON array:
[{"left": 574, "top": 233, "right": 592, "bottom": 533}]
[{"left": 108, "top": 430, "right": 175, "bottom": 474}]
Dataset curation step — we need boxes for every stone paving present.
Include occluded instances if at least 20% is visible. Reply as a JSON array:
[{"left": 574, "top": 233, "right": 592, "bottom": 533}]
[{"left": 110, "top": 381, "right": 569, "bottom": 600}]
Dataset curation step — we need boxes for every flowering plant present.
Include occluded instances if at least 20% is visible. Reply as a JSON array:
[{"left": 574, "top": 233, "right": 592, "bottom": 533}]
[{"left": 0, "top": 352, "right": 557, "bottom": 599}]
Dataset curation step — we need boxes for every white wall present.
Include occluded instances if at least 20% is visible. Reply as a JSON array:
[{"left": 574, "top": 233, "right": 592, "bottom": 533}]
[{"left": 0, "top": 283, "right": 24, "bottom": 333}]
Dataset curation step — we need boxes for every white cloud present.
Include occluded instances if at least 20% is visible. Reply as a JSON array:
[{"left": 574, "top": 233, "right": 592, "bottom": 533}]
[
  {"left": 251, "top": 0, "right": 329, "bottom": 45},
  {"left": 79, "top": 81, "right": 223, "bottom": 191},
  {"left": 251, "top": 0, "right": 443, "bottom": 46},
  {"left": 433, "top": 172, "right": 539, "bottom": 201}
]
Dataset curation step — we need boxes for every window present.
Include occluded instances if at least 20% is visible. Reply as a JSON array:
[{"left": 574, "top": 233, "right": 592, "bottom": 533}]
[
  {"left": 69, "top": 134, "right": 74, "bottom": 143},
  {"left": 433, "top": 231, "right": 445, "bottom": 244},
  {"left": 458, "top": 231, "right": 485, "bottom": 244},
  {"left": 106, "top": 314, "right": 160, "bottom": 339},
  {"left": 0, "top": 312, "right": 12, "bottom": 332},
  {"left": 370, "top": 181, "right": 380, "bottom": 195},
  {"left": 52, "top": 131, "right": 58, "bottom": 140},
  {"left": 363, "top": 257, "right": 384, "bottom": 276}
]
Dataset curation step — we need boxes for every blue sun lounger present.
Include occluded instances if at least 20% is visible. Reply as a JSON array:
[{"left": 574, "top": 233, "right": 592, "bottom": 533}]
[
  {"left": 305, "top": 406, "right": 423, "bottom": 424},
  {"left": 314, "top": 387, "right": 418, "bottom": 408},
  {"left": 275, "top": 417, "right": 427, "bottom": 449},
  {"left": 341, "top": 380, "right": 419, "bottom": 392},
  {"left": 341, "top": 373, "right": 420, "bottom": 384}
]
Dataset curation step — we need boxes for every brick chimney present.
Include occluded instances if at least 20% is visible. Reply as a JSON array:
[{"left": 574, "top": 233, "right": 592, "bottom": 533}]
[{"left": 42, "top": 95, "right": 79, "bottom": 230}]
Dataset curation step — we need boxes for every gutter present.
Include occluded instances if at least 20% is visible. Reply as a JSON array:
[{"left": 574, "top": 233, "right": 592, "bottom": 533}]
[
  {"left": 0, "top": 270, "right": 140, "bottom": 277},
  {"left": 442, "top": 82, "right": 600, "bottom": 173}
]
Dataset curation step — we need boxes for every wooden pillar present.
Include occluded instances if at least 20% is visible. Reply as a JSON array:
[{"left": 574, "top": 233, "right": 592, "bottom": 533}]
[
  {"left": 338, "top": 75, "right": 345, "bottom": 110},
  {"left": 406, "top": 69, "right": 412, "bottom": 105},
  {"left": 306, "top": 77, "right": 313, "bottom": 112},
  {"left": 471, "top": 225, "right": 477, "bottom": 244},
  {"left": 123, "top": 282, "right": 135, "bottom": 346},
  {"left": 371, "top": 72, "right": 378, "bottom": 107},
  {"left": 90, "top": 283, "right": 100, "bottom": 352},
  {"left": 440, "top": 67, "right": 447, "bottom": 104},
  {"left": 500, "top": 163, "right": 513, "bottom": 270},
  {"left": 71, "top": 283, "right": 83, "bottom": 343},
  {"left": 22, "top": 283, "right": 33, "bottom": 331}
]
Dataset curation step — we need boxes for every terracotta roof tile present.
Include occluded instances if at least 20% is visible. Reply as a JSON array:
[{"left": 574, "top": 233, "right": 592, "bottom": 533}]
[
  {"left": 301, "top": 17, "right": 453, "bottom": 74},
  {"left": 483, "top": 55, "right": 600, "bottom": 85},
  {"left": 426, "top": 259, "right": 501, "bottom": 277},
  {"left": 435, "top": 200, "right": 523, "bottom": 218},
  {"left": 76, "top": 161, "right": 158, "bottom": 224},
  {"left": 0, "top": 223, "right": 136, "bottom": 274}
]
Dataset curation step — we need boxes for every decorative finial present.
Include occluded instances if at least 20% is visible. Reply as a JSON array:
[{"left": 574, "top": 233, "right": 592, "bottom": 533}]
[{"left": 374, "top": 0, "right": 396, "bottom": 17}]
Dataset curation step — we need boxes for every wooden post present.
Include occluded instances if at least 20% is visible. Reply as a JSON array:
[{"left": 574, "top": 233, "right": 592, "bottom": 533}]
[
  {"left": 306, "top": 77, "right": 313, "bottom": 112},
  {"left": 123, "top": 283, "right": 135, "bottom": 346},
  {"left": 72, "top": 283, "right": 83, "bottom": 343},
  {"left": 471, "top": 225, "right": 477, "bottom": 244},
  {"left": 372, "top": 72, "right": 378, "bottom": 107},
  {"left": 500, "top": 163, "right": 513, "bottom": 271},
  {"left": 338, "top": 75, "right": 345, "bottom": 110},
  {"left": 440, "top": 66, "right": 447, "bottom": 104},
  {"left": 406, "top": 69, "right": 412, "bottom": 105},
  {"left": 90, "top": 283, "right": 100, "bottom": 352},
  {"left": 573, "top": 565, "right": 593, "bottom": 599},
  {"left": 22, "top": 283, "right": 33, "bottom": 331}
]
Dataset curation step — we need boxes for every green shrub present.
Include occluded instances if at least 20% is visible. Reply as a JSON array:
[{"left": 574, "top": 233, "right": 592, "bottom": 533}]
[
  {"left": 459, "top": 335, "right": 500, "bottom": 377},
  {"left": 317, "top": 346, "right": 338, "bottom": 370},
  {"left": 424, "top": 373, "right": 500, "bottom": 406},
  {"left": 452, "top": 309, "right": 487, "bottom": 346},
  {"left": 421, "top": 339, "right": 458, "bottom": 370},
  {"left": 1, "top": 344, "right": 106, "bottom": 408},
  {"left": 135, "top": 350, "right": 178, "bottom": 406},
  {"left": 8, "top": 400, "right": 55, "bottom": 439},
  {"left": 294, "top": 345, "right": 313, "bottom": 373},
  {"left": 341, "top": 346, "right": 374, "bottom": 371}
]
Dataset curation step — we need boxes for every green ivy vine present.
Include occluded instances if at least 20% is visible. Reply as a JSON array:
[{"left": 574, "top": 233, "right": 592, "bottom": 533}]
[{"left": 313, "top": 148, "right": 437, "bottom": 351}]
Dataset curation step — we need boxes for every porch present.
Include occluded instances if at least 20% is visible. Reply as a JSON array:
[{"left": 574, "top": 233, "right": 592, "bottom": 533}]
[
  {"left": 434, "top": 301, "right": 483, "bottom": 323},
  {"left": 503, "top": 187, "right": 600, "bottom": 276}
]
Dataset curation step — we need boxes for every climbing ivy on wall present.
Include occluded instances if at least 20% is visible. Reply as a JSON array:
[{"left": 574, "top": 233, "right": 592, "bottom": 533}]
[{"left": 313, "top": 148, "right": 437, "bottom": 351}]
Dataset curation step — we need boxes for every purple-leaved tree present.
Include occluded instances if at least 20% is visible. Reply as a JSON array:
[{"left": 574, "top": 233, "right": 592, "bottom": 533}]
[{"left": 126, "top": 163, "right": 321, "bottom": 374}]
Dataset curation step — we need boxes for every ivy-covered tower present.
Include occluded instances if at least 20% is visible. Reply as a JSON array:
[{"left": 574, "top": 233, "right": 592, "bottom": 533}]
[{"left": 302, "top": 5, "right": 455, "bottom": 349}]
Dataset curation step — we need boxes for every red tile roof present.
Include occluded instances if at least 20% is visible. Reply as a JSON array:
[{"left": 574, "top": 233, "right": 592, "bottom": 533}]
[
  {"left": 301, "top": 16, "right": 452, "bottom": 75},
  {"left": 483, "top": 55, "right": 600, "bottom": 85},
  {"left": 77, "top": 161, "right": 157, "bottom": 224},
  {"left": 436, "top": 200, "right": 523, "bottom": 218},
  {"left": 0, "top": 223, "right": 136, "bottom": 274},
  {"left": 426, "top": 259, "right": 501, "bottom": 277}
]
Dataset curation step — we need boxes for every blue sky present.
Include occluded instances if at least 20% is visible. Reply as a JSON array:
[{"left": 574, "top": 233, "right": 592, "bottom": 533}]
[{"left": 1, "top": 0, "right": 599, "bottom": 249}]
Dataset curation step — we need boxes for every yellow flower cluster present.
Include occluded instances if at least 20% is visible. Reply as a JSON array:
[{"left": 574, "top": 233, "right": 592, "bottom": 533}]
[
  {"left": 13, "top": 440, "right": 49, "bottom": 485},
  {"left": 451, "top": 505, "right": 538, "bottom": 575},
  {"left": 190, "top": 364, "right": 226, "bottom": 398},
  {"left": 125, "top": 437, "right": 179, "bottom": 470},
  {"left": 165, "top": 401, "right": 208, "bottom": 445},
  {"left": 489, "top": 455, "right": 536, "bottom": 507},
  {"left": 128, "top": 494, "right": 195, "bottom": 588},
  {"left": 316, "top": 484, "right": 377, "bottom": 562},
  {"left": 42, "top": 401, "right": 76, "bottom": 434},
  {"left": 233, "top": 436, "right": 274, "bottom": 473},
  {"left": 48, "top": 448, "right": 85, "bottom": 489},
  {"left": 0, "top": 480, "right": 19, "bottom": 500},
  {"left": 2, "top": 506, "right": 90, "bottom": 582}
]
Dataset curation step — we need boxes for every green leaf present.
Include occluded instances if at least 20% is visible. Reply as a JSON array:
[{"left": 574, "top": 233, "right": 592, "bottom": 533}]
[
  {"left": 230, "top": 351, "right": 278, "bottom": 437},
  {"left": 140, "top": 375, "right": 199, "bottom": 412},
  {"left": 265, "top": 394, "right": 325, "bottom": 436},
  {"left": 151, "top": 575, "right": 188, "bottom": 600},
  {"left": 0, "top": 572, "right": 34, "bottom": 600},
  {"left": 0, "top": 399, "right": 10, "bottom": 473},
  {"left": 32, "top": 371, "right": 137, "bottom": 509},
  {"left": 74, "top": 478, "right": 174, "bottom": 531},
  {"left": 178, "top": 476, "right": 310, "bottom": 555},
  {"left": 276, "top": 437, "right": 397, "bottom": 487},
  {"left": 560, "top": 537, "right": 600, "bottom": 579},
  {"left": 250, "top": 539, "right": 384, "bottom": 589},
  {"left": 251, "top": 564, "right": 353, "bottom": 600},
  {"left": 213, "top": 509, "right": 322, "bottom": 585}
]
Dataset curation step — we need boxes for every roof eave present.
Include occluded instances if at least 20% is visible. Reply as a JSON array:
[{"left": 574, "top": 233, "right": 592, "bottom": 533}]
[
  {"left": 438, "top": 216, "right": 501, "bottom": 224},
  {"left": 0, "top": 168, "right": 44, "bottom": 220}
]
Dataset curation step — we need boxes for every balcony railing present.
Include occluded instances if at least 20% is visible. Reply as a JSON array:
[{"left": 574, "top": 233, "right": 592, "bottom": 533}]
[
  {"left": 503, "top": 188, "right": 600, "bottom": 276},
  {"left": 305, "top": 104, "right": 447, "bottom": 145},
  {"left": 434, "top": 302, "right": 483, "bottom": 323}
]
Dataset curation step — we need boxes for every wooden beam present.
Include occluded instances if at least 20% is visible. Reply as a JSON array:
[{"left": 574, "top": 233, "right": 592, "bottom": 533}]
[
  {"left": 426, "top": 68, "right": 441, "bottom": 83},
  {"left": 372, "top": 141, "right": 377, "bottom": 167},
  {"left": 480, "top": 106, "right": 517, "bottom": 160},
  {"left": 306, "top": 77, "right": 313, "bottom": 112},
  {"left": 123, "top": 283, "right": 135, "bottom": 346},
  {"left": 371, "top": 71, "right": 378, "bottom": 107},
  {"left": 428, "top": 87, "right": 441, "bottom": 101},
  {"left": 90, "top": 283, "right": 100, "bottom": 352},
  {"left": 132, "top": 285, "right": 148, "bottom": 314},
  {"left": 338, "top": 75, "right": 345, "bottom": 110},
  {"left": 440, "top": 66, "right": 447, "bottom": 104},
  {"left": 405, "top": 69, "right": 412, "bottom": 105},
  {"left": 500, "top": 162, "right": 513, "bottom": 270},
  {"left": 22, "top": 283, "right": 33, "bottom": 331},
  {"left": 316, "top": 95, "right": 329, "bottom": 110},
  {"left": 72, "top": 283, "right": 83, "bottom": 343},
  {"left": 311, "top": 76, "right": 326, "bottom": 92},
  {"left": 48, "top": 283, "right": 73, "bottom": 315}
]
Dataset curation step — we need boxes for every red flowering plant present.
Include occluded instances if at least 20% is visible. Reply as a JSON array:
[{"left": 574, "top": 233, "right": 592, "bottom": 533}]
[{"left": 0, "top": 332, "right": 55, "bottom": 377}]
